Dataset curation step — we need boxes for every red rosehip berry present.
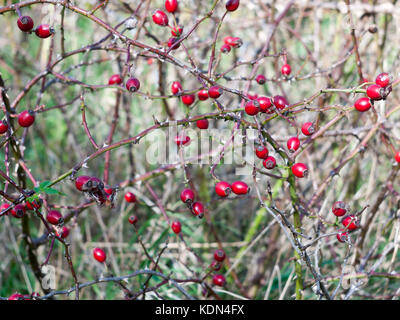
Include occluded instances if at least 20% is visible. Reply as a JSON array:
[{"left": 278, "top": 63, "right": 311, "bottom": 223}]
[
  {"left": 342, "top": 215, "right": 358, "bottom": 231},
  {"left": 181, "top": 94, "right": 195, "bottom": 106},
  {"left": 220, "top": 43, "right": 231, "bottom": 53},
  {"left": 46, "top": 210, "right": 63, "bottom": 225},
  {"left": 256, "top": 74, "right": 266, "bottom": 85},
  {"left": 171, "top": 220, "right": 182, "bottom": 234},
  {"left": 214, "top": 249, "right": 226, "bottom": 262},
  {"left": 231, "top": 181, "right": 249, "bottom": 195},
  {"left": 191, "top": 201, "right": 205, "bottom": 218},
  {"left": 11, "top": 204, "right": 26, "bottom": 219},
  {"left": 208, "top": 86, "right": 223, "bottom": 99},
  {"left": 291, "top": 163, "right": 308, "bottom": 178},
  {"left": 108, "top": 74, "right": 123, "bottom": 85},
  {"left": 93, "top": 248, "right": 107, "bottom": 263},
  {"left": 230, "top": 37, "right": 242, "bottom": 48},
  {"left": 255, "top": 145, "right": 269, "bottom": 159},
  {"left": 263, "top": 156, "right": 276, "bottom": 170},
  {"left": 0, "top": 203, "right": 10, "bottom": 215},
  {"left": 17, "top": 16, "right": 34, "bottom": 32},
  {"left": 210, "top": 261, "right": 222, "bottom": 271},
  {"left": 224, "top": 36, "right": 235, "bottom": 46},
  {"left": 167, "top": 37, "right": 180, "bottom": 50},
  {"left": 8, "top": 293, "right": 25, "bottom": 300},
  {"left": 152, "top": 10, "right": 169, "bottom": 26},
  {"left": 247, "top": 93, "right": 258, "bottom": 100},
  {"left": 126, "top": 77, "right": 140, "bottom": 92},
  {"left": 125, "top": 192, "right": 137, "bottom": 203},
  {"left": 215, "top": 181, "right": 231, "bottom": 197},
  {"left": 165, "top": 0, "right": 178, "bottom": 13},
  {"left": 196, "top": 119, "right": 209, "bottom": 129},
  {"left": 171, "top": 81, "right": 183, "bottom": 95},
  {"left": 287, "top": 137, "right": 300, "bottom": 153},
  {"left": 180, "top": 188, "right": 195, "bottom": 203},
  {"left": 336, "top": 229, "right": 349, "bottom": 243},
  {"left": 273, "top": 95, "right": 288, "bottom": 110},
  {"left": 281, "top": 64, "right": 292, "bottom": 76},
  {"left": 75, "top": 175, "right": 91, "bottom": 191},
  {"left": 226, "top": 0, "right": 240, "bottom": 11},
  {"left": 104, "top": 186, "right": 113, "bottom": 196},
  {"left": 375, "top": 72, "right": 390, "bottom": 88},
  {"left": 18, "top": 110, "right": 35, "bottom": 127},
  {"left": 128, "top": 215, "right": 138, "bottom": 225},
  {"left": 257, "top": 96, "right": 273, "bottom": 113},
  {"left": 197, "top": 89, "right": 209, "bottom": 101},
  {"left": 171, "top": 25, "right": 183, "bottom": 37},
  {"left": 245, "top": 100, "right": 259, "bottom": 116},
  {"left": 35, "top": 24, "right": 54, "bottom": 38},
  {"left": 0, "top": 120, "right": 9, "bottom": 134},
  {"left": 301, "top": 122, "right": 315, "bottom": 136},
  {"left": 395, "top": 151, "right": 400, "bottom": 163},
  {"left": 212, "top": 274, "right": 226, "bottom": 286},
  {"left": 174, "top": 134, "right": 190, "bottom": 146},
  {"left": 354, "top": 97, "right": 371, "bottom": 112},
  {"left": 59, "top": 226, "right": 70, "bottom": 238},
  {"left": 366, "top": 84, "right": 383, "bottom": 100},
  {"left": 332, "top": 201, "right": 348, "bottom": 217}
]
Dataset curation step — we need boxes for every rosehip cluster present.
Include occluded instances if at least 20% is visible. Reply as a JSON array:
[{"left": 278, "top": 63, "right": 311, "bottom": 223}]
[
  {"left": 17, "top": 15, "right": 54, "bottom": 39},
  {"left": 331, "top": 201, "right": 360, "bottom": 243},
  {"left": 180, "top": 188, "right": 205, "bottom": 218},
  {"left": 221, "top": 36, "right": 243, "bottom": 53},
  {"left": 215, "top": 180, "right": 249, "bottom": 198},
  {"left": 209, "top": 249, "right": 227, "bottom": 287}
]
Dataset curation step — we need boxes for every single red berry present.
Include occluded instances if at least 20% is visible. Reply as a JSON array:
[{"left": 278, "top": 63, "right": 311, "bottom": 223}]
[
  {"left": 0, "top": 120, "right": 8, "bottom": 134},
  {"left": 56, "top": 226, "right": 70, "bottom": 238},
  {"left": 125, "top": 192, "right": 137, "bottom": 203},
  {"left": 17, "top": 15, "right": 34, "bottom": 32},
  {"left": 375, "top": 72, "right": 390, "bottom": 88},
  {"left": 366, "top": 84, "right": 383, "bottom": 100},
  {"left": 0, "top": 203, "right": 10, "bottom": 215},
  {"left": 301, "top": 122, "right": 315, "bottom": 136},
  {"left": 191, "top": 201, "right": 205, "bottom": 218},
  {"left": 212, "top": 274, "right": 226, "bottom": 286},
  {"left": 171, "top": 220, "right": 182, "bottom": 234},
  {"left": 336, "top": 229, "right": 349, "bottom": 243},
  {"left": 287, "top": 137, "right": 300, "bottom": 153},
  {"left": 273, "top": 95, "right": 288, "bottom": 110},
  {"left": 181, "top": 94, "right": 195, "bottom": 106},
  {"left": 215, "top": 181, "right": 231, "bottom": 197},
  {"left": 220, "top": 43, "right": 231, "bottom": 53},
  {"left": 231, "top": 181, "right": 249, "bottom": 195},
  {"left": 256, "top": 74, "right": 266, "bottom": 85},
  {"left": 180, "top": 189, "right": 195, "bottom": 203},
  {"left": 171, "top": 25, "right": 183, "bottom": 37},
  {"left": 175, "top": 134, "right": 190, "bottom": 146},
  {"left": 8, "top": 293, "right": 25, "bottom": 300},
  {"left": 108, "top": 74, "right": 123, "bottom": 85},
  {"left": 354, "top": 97, "right": 371, "bottom": 112},
  {"left": 126, "top": 77, "right": 140, "bottom": 92},
  {"left": 255, "top": 145, "right": 269, "bottom": 159},
  {"left": 332, "top": 201, "right": 348, "bottom": 217},
  {"left": 245, "top": 100, "right": 259, "bottom": 116},
  {"left": 342, "top": 215, "right": 358, "bottom": 231},
  {"left": 214, "top": 249, "right": 226, "bottom": 262},
  {"left": 197, "top": 89, "right": 209, "bottom": 101},
  {"left": 281, "top": 64, "right": 292, "bottom": 76},
  {"left": 226, "top": 0, "right": 240, "bottom": 11},
  {"left": 128, "top": 215, "right": 138, "bottom": 225},
  {"left": 46, "top": 210, "right": 63, "bottom": 225},
  {"left": 11, "top": 204, "right": 26, "bottom": 219},
  {"left": 165, "top": 0, "right": 178, "bottom": 13},
  {"left": 263, "top": 156, "right": 276, "bottom": 170},
  {"left": 230, "top": 37, "right": 242, "bottom": 48},
  {"left": 257, "top": 96, "right": 273, "bottom": 113},
  {"left": 291, "top": 163, "right": 308, "bottom": 178},
  {"left": 210, "top": 261, "right": 222, "bottom": 271},
  {"left": 93, "top": 248, "right": 107, "bottom": 263},
  {"left": 208, "top": 86, "right": 223, "bottom": 99},
  {"left": 224, "top": 36, "right": 235, "bottom": 46},
  {"left": 395, "top": 151, "right": 400, "bottom": 163},
  {"left": 35, "top": 24, "right": 54, "bottom": 38},
  {"left": 196, "top": 119, "right": 209, "bottom": 129},
  {"left": 167, "top": 37, "right": 180, "bottom": 50},
  {"left": 75, "top": 175, "right": 91, "bottom": 191},
  {"left": 152, "top": 10, "right": 169, "bottom": 26},
  {"left": 18, "top": 110, "right": 35, "bottom": 127},
  {"left": 25, "top": 199, "right": 42, "bottom": 211},
  {"left": 171, "top": 81, "right": 183, "bottom": 95}
]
